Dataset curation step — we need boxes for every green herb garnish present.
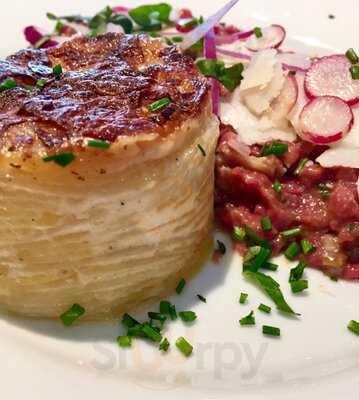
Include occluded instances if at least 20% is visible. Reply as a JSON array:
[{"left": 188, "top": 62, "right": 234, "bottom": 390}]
[
  {"left": 179, "top": 311, "right": 197, "bottom": 322},
  {"left": 294, "top": 158, "right": 309, "bottom": 175},
  {"left": 262, "top": 325, "right": 280, "bottom": 337},
  {"left": 290, "top": 279, "right": 309, "bottom": 293},
  {"left": 0, "top": 78, "right": 17, "bottom": 92},
  {"left": 52, "top": 64, "right": 63, "bottom": 76},
  {"left": 273, "top": 179, "right": 282, "bottom": 194},
  {"left": 159, "top": 338, "right": 170, "bottom": 352},
  {"left": 261, "top": 142, "right": 288, "bottom": 157},
  {"left": 43, "top": 152, "right": 75, "bottom": 167},
  {"left": 346, "top": 48, "right": 359, "bottom": 64},
  {"left": 289, "top": 261, "right": 307, "bottom": 282},
  {"left": 348, "top": 320, "right": 359, "bottom": 336},
  {"left": 36, "top": 79, "right": 46, "bottom": 89},
  {"left": 254, "top": 27, "right": 263, "bottom": 38},
  {"left": 281, "top": 227, "right": 302, "bottom": 239},
  {"left": 350, "top": 66, "right": 359, "bottom": 80},
  {"left": 245, "top": 226, "right": 270, "bottom": 248},
  {"left": 148, "top": 312, "right": 167, "bottom": 323},
  {"left": 239, "top": 310, "right": 255, "bottom": 326},
  {"left": 148, "top": 97, "right": 171, "bottom": 112},
  {"left": 129, "top": 3, "right": 172, "bottom": 31},
  {"left": 60, "top": 303, "right": 85, "bottom": 326},
  {"left": 239, "top": 292, "right": 248, "bottom": 304},
  {"left": 117, "top": 335, "right": 132, "bottom": 348},
  {"left": 142, "top": 322, "right": 162, "bottom": 342},
  {"left": 262, "top": 262, "right": 279, "bottom": 271},
  {"left": 244, "top": 270, "right": 298, "bottom": 315},
  {"left": 300, "top": 239, "right": 315, "bottom": 255},
  {"left": 122, "top": 313, "right": 140, "bottom": 328},
  {"left": 233, "top": 226, "right": 246, "bottom": 241},
  {"left": 176, "top": 278, "right": 186, "bottom": 295},
  {"left": 284, "top": 242, "right": 300, "bottom": 260},
  {"left": 261, "top": 216, "right": 272, "bottom": 232},
  {"left": 87, "top": 139, "right": 111, "bottom": 149},
  {"left": 258, "top": 303, "right": 271, "bottom": 314},
  {"left": 196, "top": 59, "right": 244, "bottom": 92},
  {"left": 176, "top": 336, "right": 193, "bottom": 357}
]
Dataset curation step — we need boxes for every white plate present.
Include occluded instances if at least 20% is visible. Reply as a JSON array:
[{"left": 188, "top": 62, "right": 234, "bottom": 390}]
[{"left": 1, "top": 1, "right": 359, "bottom": 399}]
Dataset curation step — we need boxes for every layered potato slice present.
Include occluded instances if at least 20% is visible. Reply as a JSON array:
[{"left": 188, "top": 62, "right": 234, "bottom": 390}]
[{"left": 0, "top": 33, "right": 219, "bottom": 318}]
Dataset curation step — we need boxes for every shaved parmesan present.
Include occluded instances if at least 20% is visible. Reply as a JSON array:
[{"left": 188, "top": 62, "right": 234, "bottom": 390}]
[{"left": 316, "top": 148, "right": 359, "bottom": 168}]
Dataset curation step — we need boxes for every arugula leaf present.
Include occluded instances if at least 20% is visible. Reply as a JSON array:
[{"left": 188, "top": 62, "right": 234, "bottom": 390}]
[
  {"left": 196, "top": 59, "right": 244, "bottom": 92},
  {"left": 244, "top": 270, "right": 299, "bottom": 315},
  {"left": 129, "top": 3, "right": 172, "bottom": 31}
]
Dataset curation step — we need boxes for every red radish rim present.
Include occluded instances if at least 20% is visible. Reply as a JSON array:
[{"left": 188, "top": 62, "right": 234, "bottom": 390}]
[
  {"left": 304, "top": 55, "right": 359, "bottom": 106},
  {"left": 245, "top": 24, "right": 286, "bottom": 52},
  {"left": 298, "top": 95, "right": 354, "bottom": 145}
]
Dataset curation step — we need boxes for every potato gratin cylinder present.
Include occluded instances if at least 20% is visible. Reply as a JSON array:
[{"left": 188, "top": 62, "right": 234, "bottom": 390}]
[{"left": 0, "top": 33, "right": 219, "bottom": 318}]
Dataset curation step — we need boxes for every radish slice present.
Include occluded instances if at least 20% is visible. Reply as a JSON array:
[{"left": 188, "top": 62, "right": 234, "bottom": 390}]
[
  {"left": 267, "top": 74, "right": 298, "bottom": 121},
  {"left": 298, "top": 96, "right": 354, "bottom": 144},
  {"left": 245, "top": 25, "right": 286, "bottom": 52},
  {"left": 305, "top": 55, "right": 359, "bottom": 106},
  {"left": 277, "top": 52, "right": 312, "bottom": 72},
  {"left": 288, "top": 71, "right": 308, "bottom": 130},
  {"left": 180, "top": 0, "right": 239, "bottom": 51}
]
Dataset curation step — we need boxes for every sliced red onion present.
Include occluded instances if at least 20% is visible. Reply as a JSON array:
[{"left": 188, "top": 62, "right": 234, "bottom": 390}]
[
  {"left": 298, "top": 96, "right": 354, "bottom": 144},
  {"left": 216, "top": 47, "right": 251, "bottom": 61},
  {"left": 204, "top": 29, "right": 220, "bottom": 116},
  {"left": 305, "top": 55, "right": 359, "bottom": 106},
  {"left": 24, "top": 26, "right": 58, "bottom": 48},
  {"left": 180, "top": 0, "right": 240, "bottom": 51},
  {"left": 215, "top": 29, "right": 254, "bottom": 45},
  {"left": 245, "top": 24, "right": 286, "bottom": 52}
]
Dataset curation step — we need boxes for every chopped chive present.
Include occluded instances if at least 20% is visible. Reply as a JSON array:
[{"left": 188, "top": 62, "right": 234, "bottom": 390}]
[
  {"left": 197, "top": 294, "right": 207, "bottom": 303},
  {"left": 239, "top": 310, "right": 255, "bottom": 326},
  {"left": 233, "top": 226, "right": 246, "bottom": 241},
  {"left": 290, "top": 279, "right": 308, "bottom": 293},
  {"left": 36, "top": 79, "right": 46, "bottom": 89},
  {"left": 258, "top": 303, "right": 271, "bottom": 314},
  {"left": 330, "top": 276, "right": 338, "bottom": 282},
  {"left": 261, "top": 216, "right": 272, "bottom": 232},
  {"left": 254, "top": 26, "right": 263, "bottom": 38},
  {"left": 87, "top": 139, "right": 111, "bottom": 149},
  {"left": 179, "top": 311, "right": 197, "bottom": 322},
  {"left": 245, "top": 226, "right": 270, "bottom": 248},
  {"left": 273, "top": 179, "right": 282, "bottom": 194},
  {"left": 122, "top": 313, "right": 140, "bottom": 328},
  {"left": 117, "top": 335, "right": 132, "bottom": 348},
  {"left": 197, "top": 144, "right": 206, "bottom": 156},
  {"left": 281, "top": 227, "right": 302, "bottom": 239},
  {"left": 159, "top": 338, "right": 170, "bottom": 352},
  {"left": 60, "top": 303, "right": 85, "bottom": 326},
  {"left": 262, "top": 325, "right": 280, "bottom": 337},
  {"left": 127, "top": 324, "right": 146, "bottom": 338},
  {"left": 216, "top": 240, "right": 226, "bottom": 255},
  {"left": 301, "top": 239, "right": 315, "bottom": 255},
  {"left": 159, "top": 300, "right": 171, "bottom": 314},
  {"left": 169, "top": 304, "right": 177, "bottom": 320},
  {"left": 350, "top": 66, "right": 359, "bottom": 80},
  {"left": 171, "top": 36, "right": 183, "bottom": 43},
  {"left": 261, "top": 142, "right": 288, "bottom": 157},
  {"left": 176, "top": 337, "right": 193, "bottom": 357},
  {"left": 142, "top": 323, "right": 162, "bottom": 342},
  {"left": 348, "top": 320, "right": 359, "bottom": 336},
  {"left": 243, "top": 246, "right": 271, "bottom": 272},
  {"left": 148, "top": 97, "right": 171, "bottom": 112},
  {"left": 262, "top": 262, "right": 279, "bottom": 271},
  {"left": 43, "top": 152, "right": 75, "bottom": 167},
  {"left": 294, "top": 158, "right": 309, "bottom": 175},
  {"left": 346, "top": 48, "right": 359, "bottom": 64},
  {"left": 289, "top": 261, "right": 307, "bottom": 282},
  {"left": 284, "top": 242, "right": 300, "bottom": 260},
  {"left": 52, "top": 64, "right": 63, "bottom": 76},
  {"left": 176, "top": 278, "right": 186, "bottom": 295},
  {"left": 0, "top": 78, "right": 17, "bottom": 92},
  {"left": 239, "top": 292, "right": 248, "bottom": 304},
  {"left": 148, "top": 312, "right": 167, "bottom": 322}
]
